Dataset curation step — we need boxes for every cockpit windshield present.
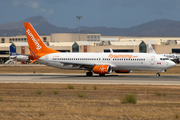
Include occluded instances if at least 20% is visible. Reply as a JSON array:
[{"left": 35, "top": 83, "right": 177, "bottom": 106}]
[{"left": 160, "top": 58, "right": 169, "bottom": 60}]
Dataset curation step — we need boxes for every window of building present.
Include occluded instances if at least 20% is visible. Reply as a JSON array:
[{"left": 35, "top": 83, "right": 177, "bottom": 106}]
[
  {"left": 43, "top": 37, "right": 47, "bottom": 42},
  {"left": 72, "top": 42, "right": 79, "bottom": 52},
  {"left": 1, "top": 38, "right": 5, "bottom": 43},
  {"left": 172, "top": 49, "right": 180, "bottom": 53},
  {"left": 0, "top": 51, "right": 9, "bottom": 55},
  {"left": 139, "top": 41, "right": 146, "bottom": 53}
]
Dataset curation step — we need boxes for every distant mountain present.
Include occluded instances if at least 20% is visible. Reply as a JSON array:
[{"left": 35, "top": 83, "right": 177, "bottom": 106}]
[
  {"left": 0, "top": 15, "right": 71, "bottom": 36},
  {"left": 1, "top": 15, "right": 180, "bottom": 37}
]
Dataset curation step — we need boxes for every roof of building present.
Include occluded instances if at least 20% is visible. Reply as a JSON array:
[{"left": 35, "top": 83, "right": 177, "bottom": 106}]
[
  {"left": 147, "top": 40, "right": 157, "bottom": 44},
  {"left": 0, "top": 43, "right": 12, "bottom": 47},
  {"left": 111, "top": 41, "right": 142, "bottom": 46},
  {"left": 120, "top": 38, "right": 160, "bottom": 45},
  {"left": 76, "top": 41, "right": 90, "bottom": 46},
  {"left": 48, "top": 42, "right": 74, "bottom": 46},
  {"left": 75, "top": 41, "right": 100, "bottom": 46},
  {"left": 12, "top": 42, "right": 28, "bottom": 46},
  {"left": 100, "top": 37, "right": 119, "bottom": 41}
]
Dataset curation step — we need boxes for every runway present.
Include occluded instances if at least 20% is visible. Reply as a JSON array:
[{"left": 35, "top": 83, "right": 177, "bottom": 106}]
[{"left": 0, "top": 73, "right": 180, "bottom": 85}]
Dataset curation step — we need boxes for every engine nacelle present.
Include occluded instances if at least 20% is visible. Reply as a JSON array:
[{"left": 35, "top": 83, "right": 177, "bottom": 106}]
[
  {"left": 93, "top": 65, "right": 112, "bottom": 74},
  {"left": 16, "top": 55, "right": 29, "bottom": 62},
  {"left": 115, "top": 70, "right": 132, "bottom": 73}
]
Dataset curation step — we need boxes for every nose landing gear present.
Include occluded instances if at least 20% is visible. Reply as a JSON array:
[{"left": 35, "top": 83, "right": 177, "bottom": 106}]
[
  {"left": 156, "top": 73, "right": 160, "bottom": 77},
  {"left": 156, "top": 70, "right": 166, "bottom": 77}
]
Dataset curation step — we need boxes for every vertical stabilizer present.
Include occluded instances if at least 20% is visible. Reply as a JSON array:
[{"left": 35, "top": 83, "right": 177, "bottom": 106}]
[
  {"left": 24, "top": 22, "right": 59, "bottom": 58},
  {"left": 10, "top": 46, "right": 18, "bottom": 56}
]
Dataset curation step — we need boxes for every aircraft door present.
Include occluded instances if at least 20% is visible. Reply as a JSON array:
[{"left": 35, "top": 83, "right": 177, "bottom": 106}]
[{"left": 150, "top": 56, "right": 155, "bottom": 65}]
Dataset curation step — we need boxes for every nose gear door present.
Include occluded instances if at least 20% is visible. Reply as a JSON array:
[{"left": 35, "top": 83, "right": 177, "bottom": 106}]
[{"left": 151, "top": 56, "right": 155, "bottom": 65}]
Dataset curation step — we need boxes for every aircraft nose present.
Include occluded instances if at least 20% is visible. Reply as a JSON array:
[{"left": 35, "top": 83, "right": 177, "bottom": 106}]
[{"left": 169, "top": 61, "right": 176, "bottom": 67}]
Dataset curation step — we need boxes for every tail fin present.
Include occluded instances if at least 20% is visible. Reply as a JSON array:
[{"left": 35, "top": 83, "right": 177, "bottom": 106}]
[
  {"left": 24, "top": 22, "right": 59, "bottom": 58},
  {"left": 10, "top": 46, "right": 18, "bottom": 56},
  {"left": 148, "top": 44, "right": 156, "bottom": 54}
]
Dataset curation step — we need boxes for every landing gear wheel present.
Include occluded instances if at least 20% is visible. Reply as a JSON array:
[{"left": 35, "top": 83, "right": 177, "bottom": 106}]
[
  {"left": 99, "top": 74, "right": 105, "bottom": 76},
  {"left": 156, "top": 73, "right": 160, "bottom": 77},
  {"left": 86, "top": 72, "right": 93, "bottom": 76}
]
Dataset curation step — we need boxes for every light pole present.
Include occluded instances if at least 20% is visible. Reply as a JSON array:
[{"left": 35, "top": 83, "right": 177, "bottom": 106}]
[{"left": 76, "top": 16, "right": 83, "bottom": 41}]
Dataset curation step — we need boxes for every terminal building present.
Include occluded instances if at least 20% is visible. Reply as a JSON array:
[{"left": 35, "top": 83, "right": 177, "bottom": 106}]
[{"left": 0, "top": 33, "right": 180, "bottom": 64}]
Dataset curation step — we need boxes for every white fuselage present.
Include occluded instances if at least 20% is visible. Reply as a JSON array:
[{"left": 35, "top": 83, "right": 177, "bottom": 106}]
[
  {"left": 36, "top": 52, "right": 175, "bottom": 72},
  {"left": 160, "top": 54, "right": 180, "bottom": 60}
]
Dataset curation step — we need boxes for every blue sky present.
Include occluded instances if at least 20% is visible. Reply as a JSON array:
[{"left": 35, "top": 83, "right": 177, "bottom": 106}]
[{"left": 1, "top": 0, "right": 180, "bottom": 28}]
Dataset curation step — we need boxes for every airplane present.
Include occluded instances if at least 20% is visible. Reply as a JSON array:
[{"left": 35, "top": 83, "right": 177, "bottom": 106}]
[
  {"left": 148, "top": 44, "right": 180, "bottom": 62},
  {"left": 5, "top": 46, "right": 32, "bottom": 64},
  {"left": 24, "top": 22, "right": 176, "bottom": 77}
]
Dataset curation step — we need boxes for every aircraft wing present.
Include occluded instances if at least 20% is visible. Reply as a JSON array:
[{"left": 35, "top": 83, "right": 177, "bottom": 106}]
[{"left": 59, "top": 61, "right": 115, "bottom": 69}]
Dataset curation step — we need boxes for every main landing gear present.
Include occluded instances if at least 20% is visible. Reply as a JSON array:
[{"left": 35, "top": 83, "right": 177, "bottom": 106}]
[
  {"left": 99, "top": 74, "right": 105, "bottom": 76},
  {"left": 86, "top": 71, "right": 93, "bottom": 76},
  {"left": 86, "top": 71, "right": 105, "bottom": 77}
]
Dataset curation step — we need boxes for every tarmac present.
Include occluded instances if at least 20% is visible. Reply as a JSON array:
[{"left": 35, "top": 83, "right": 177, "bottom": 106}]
[{"left": 0, "top": 73, "right": 180, "bottom": 85}]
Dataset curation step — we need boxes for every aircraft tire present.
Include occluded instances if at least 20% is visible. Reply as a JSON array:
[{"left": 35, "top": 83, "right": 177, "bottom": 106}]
[
  {"left": 86, "top": 72, "right": 93, "bottom": 76},
  {"left": 156, "top": 73, "right": 160, "bottom": 77},
  {"left": 99, "top": 74, "right": 105, "bottom": 76}
]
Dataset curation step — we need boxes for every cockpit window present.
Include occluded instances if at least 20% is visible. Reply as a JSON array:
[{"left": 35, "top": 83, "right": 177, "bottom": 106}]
[{"left": 160, "top": 58, "right": 169, "bottom": 60}]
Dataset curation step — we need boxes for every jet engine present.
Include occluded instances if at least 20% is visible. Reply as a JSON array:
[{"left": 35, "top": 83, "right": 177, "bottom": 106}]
[
  {"left": 115, "top": 70, "right": 132, "bottom": 73},
  {"left": 16, "top": 56, "right": 29, "bottom": 61},
  {"left": 10, "top": 55, "right": 29, "bottom": 62},
  {"left": 93, "top": 65, "right": 112, "bottom": 74}
]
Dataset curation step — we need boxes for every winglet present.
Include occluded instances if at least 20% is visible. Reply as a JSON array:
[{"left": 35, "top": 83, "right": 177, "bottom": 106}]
[
  {"left": 109, "top": 48, "right": 113, "bottom": 53},
  {"left": 148, "top": 44, "right": 156, "bottom": 54},
  {"left": 30, "top": 59, "right": 37, "bottom": 64}
]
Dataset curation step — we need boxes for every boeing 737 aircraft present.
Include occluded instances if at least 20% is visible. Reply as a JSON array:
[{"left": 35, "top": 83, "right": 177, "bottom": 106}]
[
  {"left": 148, "top": 44, "right": 180, "bottom": 62},
  {"left": 5, "top": 46, "right": 32, "bottom": 64},
  {"left": 24, "top": 22, "right": 175, "bottom": 77}
]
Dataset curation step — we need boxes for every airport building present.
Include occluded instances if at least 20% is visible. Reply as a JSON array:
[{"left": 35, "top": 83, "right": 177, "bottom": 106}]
[
  {"left": 1, "top": 33, "right": 180, "bottom": 63},
  {"left": 0, "top": 35, "right": 51, "bottom": 43}
]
